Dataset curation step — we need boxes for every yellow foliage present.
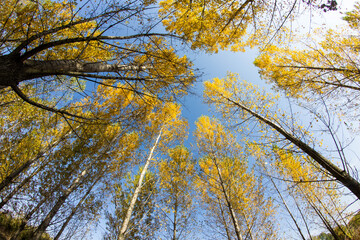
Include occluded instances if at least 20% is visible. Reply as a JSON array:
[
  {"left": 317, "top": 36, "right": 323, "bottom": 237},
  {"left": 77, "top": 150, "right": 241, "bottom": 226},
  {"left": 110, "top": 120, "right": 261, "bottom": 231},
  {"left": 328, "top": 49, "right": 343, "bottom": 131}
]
[
  {"left": 159, "top": 0, "right": 286, "bottom": 52},
  {"left": 1, "top": 0, "right": 111, "bottom": 60},
  {"left": 254, "top": 23, "right": 360, "bottom": 105},
  {"left": 194, "top": 115, "right": 277, "bottom": 238}
]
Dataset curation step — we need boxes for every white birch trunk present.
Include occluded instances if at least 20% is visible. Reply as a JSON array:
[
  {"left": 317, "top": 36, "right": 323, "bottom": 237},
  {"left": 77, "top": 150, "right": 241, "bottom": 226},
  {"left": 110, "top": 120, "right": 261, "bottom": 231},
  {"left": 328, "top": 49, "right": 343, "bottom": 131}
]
[{"left": 118, "top": 129, "right": 162, "bottom": 240}]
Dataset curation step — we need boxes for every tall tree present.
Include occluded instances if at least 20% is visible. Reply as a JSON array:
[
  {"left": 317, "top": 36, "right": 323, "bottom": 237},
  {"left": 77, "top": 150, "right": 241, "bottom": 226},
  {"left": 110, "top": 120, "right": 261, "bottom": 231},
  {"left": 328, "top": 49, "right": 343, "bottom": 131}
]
[
  {"left": 104, "top": 101, "right": 188, "bottom": 240},
  {"left": 104, "top": 170, "right": 158, "bottom": 240},
  {"left": 157, "top": 146, "right": 196, "bottom": 240},
  {"left": 117, "top": 130, "right": 162, "bottom": 240},
  {"left": 203, "top": 73, "right": 360, "bottom": 199},
  {"left": 254, "top": 2, "right": 360, "bottom": 121},
  {"left": 194, "top": 115, "right": 277, "bottom": 240},
  {"left": 0, "top": 0, "right": 195, "bottom": 118}
]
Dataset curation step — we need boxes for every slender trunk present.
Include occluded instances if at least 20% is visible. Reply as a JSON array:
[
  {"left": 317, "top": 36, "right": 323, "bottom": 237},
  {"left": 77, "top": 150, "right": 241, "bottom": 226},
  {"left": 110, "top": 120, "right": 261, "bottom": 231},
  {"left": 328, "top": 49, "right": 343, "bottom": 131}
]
[
  {"left": 173, "top": 195, "right": 178, "bottom": 240},
  {"left": 269, "top": 177, "right": 306, "bottom": 240},
  {"left": 0, "top": 166, "right": 42, "bottom": 209},
  {"left": 54, "top": 174, "right": 102, "bottom": 240},
  {"left": 301, "top": 188, "right": 341, "bottom": 240},
  {"left": 217, "top": 197, "right": 232, "bottom": 240},
  {"left": 33, "top": 166, "right": 90, "bottom": 240},
  {"left": 33, "top": 129, "right": 122, "bottom": 239},
  {"left": 0, "top": 129, "right": 72, "bottom": 192},
  {"left": 0, "top": 158, "right": 37, "bottom": 193},
  {"left": 308, "top": 187, "right": 352, "bottom": 239},
  {"left": 241, "top": 211, "right": 254, "bottom": 240},
  {"left": 11, "top": 166, "right": 86, "bottom": 240},
  {"left": 212, "top": 156, "right": 243, "bottom": 240},
  {"left": 293, "top": 195, "right": 313, "bottom": 240},
  {"left": 225, "top": 96, "right": 360, "bottom": 200},
  {"left": 11, "top": 192, "right": 52, "bottom": 240},
  {"left": 118, "top": 130, "right": 162, "bottom": 240}
]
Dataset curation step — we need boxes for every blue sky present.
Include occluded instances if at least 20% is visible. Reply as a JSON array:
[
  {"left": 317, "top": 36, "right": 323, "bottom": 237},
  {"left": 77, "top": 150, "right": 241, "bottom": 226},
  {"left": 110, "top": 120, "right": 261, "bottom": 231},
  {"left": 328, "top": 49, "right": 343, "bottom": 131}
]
[{"left": 181, "top": 49, "right": 260, "bottom": 129}]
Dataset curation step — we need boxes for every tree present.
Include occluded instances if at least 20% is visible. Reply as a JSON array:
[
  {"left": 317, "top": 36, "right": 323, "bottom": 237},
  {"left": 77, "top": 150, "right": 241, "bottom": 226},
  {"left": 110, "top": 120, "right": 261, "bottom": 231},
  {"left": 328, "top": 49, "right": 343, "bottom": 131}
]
[
  {"left": 116, "top": 130, "right": 162, "bottom": 240},
  {"left": 254, "top": 2, "right": 360, "bottom": 121},
  {"left": 194, "top": 115, "right": 277, "bottom": 240},
  {"left": 255, "top": 145, "right": 350, "bottom": 240},
  {"left": 157, "top": 146, "right": 196, "bottom": 240},
  {"left": 204, "top": 73, "right": 360, "bottom": 200},
  {"left": 104, "top": 170, "right": 158, "bottom": 240},
  {"left": 104, "top": 101, "right": 188, "bottom": 240},
  {"left": 0, "top": 0, "right": 195, "bottom": 119},
  {"left": 0, "top": 105, "right": 142, "bottom": 239}
]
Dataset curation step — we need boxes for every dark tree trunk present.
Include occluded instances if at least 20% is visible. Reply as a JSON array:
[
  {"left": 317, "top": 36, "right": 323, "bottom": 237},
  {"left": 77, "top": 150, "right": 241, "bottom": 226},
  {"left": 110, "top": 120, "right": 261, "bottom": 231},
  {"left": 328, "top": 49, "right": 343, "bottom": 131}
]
[{"left": 0, "top": 54, "right": 23, "bottom": 87}]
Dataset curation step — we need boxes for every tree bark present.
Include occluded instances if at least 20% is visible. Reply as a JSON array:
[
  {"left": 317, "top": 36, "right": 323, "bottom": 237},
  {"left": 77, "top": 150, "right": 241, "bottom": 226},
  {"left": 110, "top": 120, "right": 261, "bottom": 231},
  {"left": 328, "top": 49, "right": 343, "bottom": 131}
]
[
  {"left": 0, "top": 55, "right": 150, "bottom": 88},
  {"left": 217, "top": 196, "right": 232, "bottom": 240},
  {"left": 0, "top": 55, "right": 22, "bottom": 87},
  {"left": 23, "top": 60, "right": 149, "bottom": 76},
  {"left": 173, "top": 196, "right": 178, "bottom": 240}
]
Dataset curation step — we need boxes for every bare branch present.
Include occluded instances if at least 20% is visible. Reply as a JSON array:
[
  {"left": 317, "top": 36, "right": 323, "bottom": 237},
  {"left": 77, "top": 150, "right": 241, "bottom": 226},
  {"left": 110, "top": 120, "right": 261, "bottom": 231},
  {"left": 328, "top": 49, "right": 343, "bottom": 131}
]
[{"left": 11, "top": 84, "right": 91, "bottom": 120}]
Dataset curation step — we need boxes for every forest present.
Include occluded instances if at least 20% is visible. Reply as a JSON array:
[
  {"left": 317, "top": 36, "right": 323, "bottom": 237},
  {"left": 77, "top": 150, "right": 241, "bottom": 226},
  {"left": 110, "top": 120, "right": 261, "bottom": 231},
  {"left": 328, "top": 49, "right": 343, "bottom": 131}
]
[{"left": 0, "top": 0, "right": 359, "bottom": 239}]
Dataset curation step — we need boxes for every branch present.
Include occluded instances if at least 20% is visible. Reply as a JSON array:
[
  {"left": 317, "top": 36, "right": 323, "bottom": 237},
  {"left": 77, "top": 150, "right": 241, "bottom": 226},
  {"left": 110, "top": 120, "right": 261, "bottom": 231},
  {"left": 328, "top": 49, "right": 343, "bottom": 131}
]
[
  {"left": 65, "top": 73, "right": 156, "bottom": 81},
  {"left": 20, "top": 33, "right": 182, "bottom": 60},
  {"left": 11, "top": 84, "right": 91, "bottom": 120},
  {"left": 12, "top": 9, "right": 130, "bottom": 55},
  {"left": 220, "top": 0, "right": 254, "bottom": 34},
  {"left": 279, "top": 65, "right": 360, "bottom": 73}
]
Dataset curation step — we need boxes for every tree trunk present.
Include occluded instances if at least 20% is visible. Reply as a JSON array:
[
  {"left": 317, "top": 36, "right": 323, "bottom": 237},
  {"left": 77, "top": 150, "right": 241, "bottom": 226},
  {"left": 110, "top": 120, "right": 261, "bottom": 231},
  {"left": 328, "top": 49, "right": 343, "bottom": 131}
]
[
  {"left": 33, "top": 166, "right": 90, "bottom": 240},
  {"left": 0, "top": 54, "right": 150, "bottom": 88},
  {"left": 0, "top": 129, "right": 72, "bottom": 192},
  {"left": 118, "top": 129, "right": 162, "bottom": 240},
  {"left": 0, "top": 166, "right": 42, "bottom": 209},
  {"left": 217, "top": 196, "right": 232, "bottom": 240},
  {"left": 0, "top": 158, "right": 35, "bottom": 193},
  {"left": 212, "top": 156, "right": 243, "bottom": 240},
  {"left": 11, "top": 187, "right": 58, "bottom": 240},
  {"left": 0, "top": 55, "right": 22, "bottom": 87},
  {"left": 32, "top": 129, "right": 122, "bottom": 240},
  {"left": 23, "top": 60, "right": 149, "bottom": 76},
  {"left": 53, "top": 174, "right": 102, "bottom": 240},
  {"left": 269, "top": 176, "right": 306, "bottom": 240},
  {"left": 173, "top": 196, "right": 178, "bottom": 240}
]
